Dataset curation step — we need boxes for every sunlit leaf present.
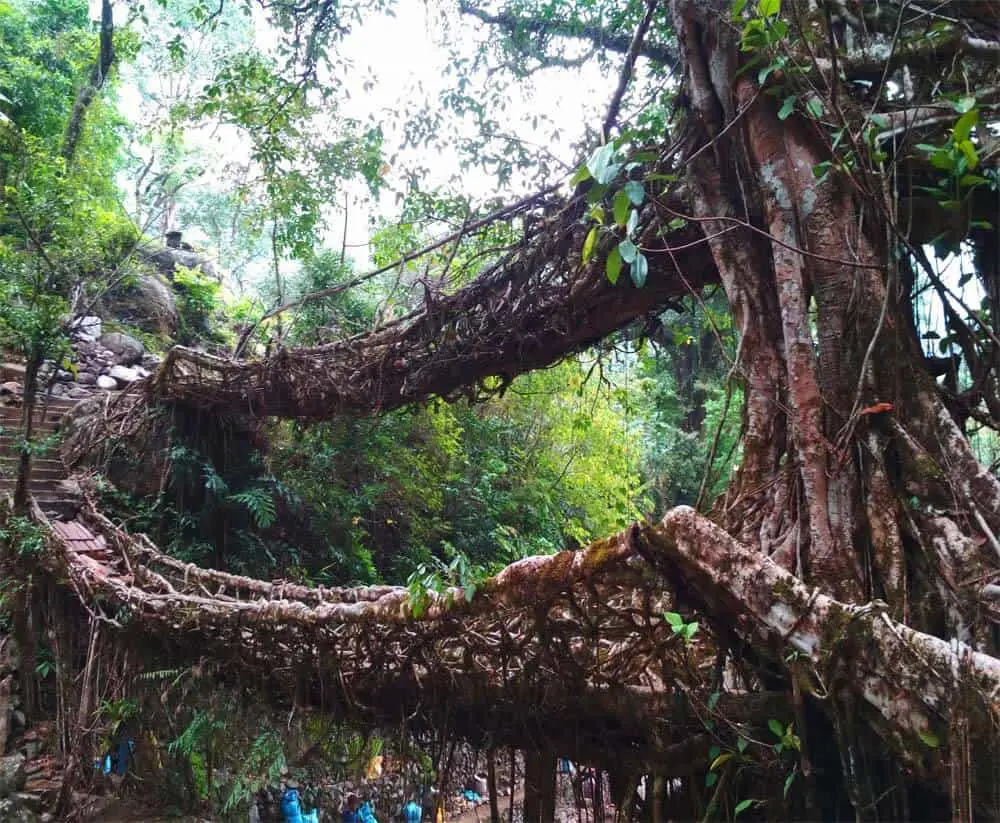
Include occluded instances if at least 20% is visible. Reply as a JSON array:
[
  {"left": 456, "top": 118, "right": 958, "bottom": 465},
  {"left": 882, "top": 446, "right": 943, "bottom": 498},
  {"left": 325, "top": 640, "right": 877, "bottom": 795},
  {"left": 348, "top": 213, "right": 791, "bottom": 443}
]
[
  {"left": 606, "top": 246, "right": 623, "bottom": 284},
  {"left": 613, "top": 191, "right": 631, "bottom": 226},
  {"left": 759, "top": 0, "right": 779, "bottom": 17},
  {"left": 582, "top": 226, "right": 599, "bottom": 263}
]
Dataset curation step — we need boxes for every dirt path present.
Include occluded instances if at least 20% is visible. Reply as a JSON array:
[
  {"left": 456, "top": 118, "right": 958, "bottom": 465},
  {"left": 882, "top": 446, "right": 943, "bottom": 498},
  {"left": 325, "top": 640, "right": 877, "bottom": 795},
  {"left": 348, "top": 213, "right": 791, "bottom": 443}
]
[{"left": 447, "top": 788, "right": 523, "bottom": 822}]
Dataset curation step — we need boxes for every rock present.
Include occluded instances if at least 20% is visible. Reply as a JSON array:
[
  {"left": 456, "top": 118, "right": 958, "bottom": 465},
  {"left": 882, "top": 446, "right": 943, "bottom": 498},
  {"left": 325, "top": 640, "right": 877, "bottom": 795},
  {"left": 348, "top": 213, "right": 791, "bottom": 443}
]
[
  {"left": 0, "top": 798, "right": 39, "bottom": 822},
  {"left": 67, "top": 387, "right": 91, "bottom": 399},
  {"left": 54, "top": 370, "right": 74, "bottom": 383},
  {"left": 69, "top": 316, "right": 101, "bottom": 342},
  {"left": 0, "top": 753, "right": 26, "bottom": 796},
  {"left": 98, "top": 333, "right": 144, "bottom": 366},
  {"left": 101, "top": 270, "right": 179, "bottom": 335},
  {"left": 141, "top": 245, "right": 218, "bottom": 281},
  {"left": 108, "top": 365, "right": 140, "bottom": 386},
  {"left": 0, "top": 382, "right": 19, "bottom": 406},
  {"left": 76, "top": 372, "right": 97, "bottom": 386},
  {"left": 96, "top": 376, "right": 117, "bottom": 390}
]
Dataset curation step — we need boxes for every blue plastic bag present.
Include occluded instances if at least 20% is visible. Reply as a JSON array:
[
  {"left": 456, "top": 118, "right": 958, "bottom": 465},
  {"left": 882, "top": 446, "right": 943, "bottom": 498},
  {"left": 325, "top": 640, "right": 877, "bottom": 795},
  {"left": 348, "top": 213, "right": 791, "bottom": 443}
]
[{"left": 404, "top": 800, "right": 422, "bottom": 822}]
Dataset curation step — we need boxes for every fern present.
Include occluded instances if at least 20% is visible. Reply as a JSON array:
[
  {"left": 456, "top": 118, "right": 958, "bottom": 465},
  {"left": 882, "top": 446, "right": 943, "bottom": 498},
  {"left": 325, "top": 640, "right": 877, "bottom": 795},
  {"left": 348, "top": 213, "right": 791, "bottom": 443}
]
[{"left": 229, "top": 486, "right": 277, "bottom": 529}]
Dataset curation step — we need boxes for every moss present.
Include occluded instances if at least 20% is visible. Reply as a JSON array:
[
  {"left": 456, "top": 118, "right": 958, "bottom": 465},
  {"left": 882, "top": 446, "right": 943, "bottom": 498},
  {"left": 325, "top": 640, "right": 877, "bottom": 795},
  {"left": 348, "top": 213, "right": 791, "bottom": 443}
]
[
  {"left": 913, "top": 450, "right": 944, "bottom": 481},
  {"left": 817, "top": 603, "right": 853, "bottom": 664},
  {"left": 771, "top": 576, "right": 797, "bottom": 604}
]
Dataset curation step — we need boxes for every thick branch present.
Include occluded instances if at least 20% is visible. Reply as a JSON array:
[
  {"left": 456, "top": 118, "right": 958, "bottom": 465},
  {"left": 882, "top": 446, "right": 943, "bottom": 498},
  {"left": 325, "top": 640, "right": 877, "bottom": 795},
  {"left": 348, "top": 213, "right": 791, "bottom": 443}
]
[
  {"left": 62, "top": 0, "right": 115, "bottom": 165},
  {"left": 459, "top": 2, "right": 678, "bottom": 70}
]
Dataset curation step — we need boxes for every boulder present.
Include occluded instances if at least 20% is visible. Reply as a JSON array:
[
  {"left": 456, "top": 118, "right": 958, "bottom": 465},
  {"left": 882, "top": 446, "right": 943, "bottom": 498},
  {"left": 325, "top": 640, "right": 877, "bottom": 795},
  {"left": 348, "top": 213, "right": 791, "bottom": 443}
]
[
  {"left": 141, "top": 245, "right": 218, "bottom": 281},
  {"left": 96, "top": 376, "right": 117, "bottom": 390},
  {"left": 101, "top": 271, "right": 178, "bottom": 335},
  {"left": 0, "top": 753, "right": 26, "bottom": 797},
  {"left": 69, "top": 316, "right": 101, "bottom": 342},
  {"left": 98, "top": 333, "right": 144, "bottom": 366},
  {"left": 76, "top": 372, "right": 97, "bottom": 386},
  {"left": 108, "top": 365, "right": 140, "bottom": 386}
]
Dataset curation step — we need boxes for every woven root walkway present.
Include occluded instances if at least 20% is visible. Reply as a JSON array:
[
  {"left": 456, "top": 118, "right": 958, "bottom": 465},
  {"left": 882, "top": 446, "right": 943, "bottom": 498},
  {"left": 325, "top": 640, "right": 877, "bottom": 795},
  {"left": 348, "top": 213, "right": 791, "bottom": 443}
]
[{"left": 32, "top": 489, "right": 789, "bottom": 771}]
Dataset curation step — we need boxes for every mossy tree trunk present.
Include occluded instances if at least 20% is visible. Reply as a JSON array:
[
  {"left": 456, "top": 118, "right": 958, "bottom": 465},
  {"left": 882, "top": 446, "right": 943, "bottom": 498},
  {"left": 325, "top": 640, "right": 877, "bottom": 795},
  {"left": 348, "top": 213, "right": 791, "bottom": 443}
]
[{"left": 664, "top": 0, "right": 1000, "bottom": 816}]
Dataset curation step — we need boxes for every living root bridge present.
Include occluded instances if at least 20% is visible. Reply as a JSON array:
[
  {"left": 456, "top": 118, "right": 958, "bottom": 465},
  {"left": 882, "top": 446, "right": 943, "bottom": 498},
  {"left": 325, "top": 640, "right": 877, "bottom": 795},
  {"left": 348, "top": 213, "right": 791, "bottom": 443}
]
[
  {"left": 37, "top": 497, "right": 1000, "bottom": 800},
  {"left": 142, "top": 189, "right": 717, "bottom": 421}
]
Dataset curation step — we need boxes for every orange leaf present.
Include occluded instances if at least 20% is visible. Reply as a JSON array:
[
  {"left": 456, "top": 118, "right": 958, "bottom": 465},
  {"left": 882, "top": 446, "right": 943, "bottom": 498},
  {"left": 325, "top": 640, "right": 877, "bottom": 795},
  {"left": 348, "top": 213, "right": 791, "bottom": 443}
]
[{"left": 859, "top": 402, "right": 893, "bottom": 416}]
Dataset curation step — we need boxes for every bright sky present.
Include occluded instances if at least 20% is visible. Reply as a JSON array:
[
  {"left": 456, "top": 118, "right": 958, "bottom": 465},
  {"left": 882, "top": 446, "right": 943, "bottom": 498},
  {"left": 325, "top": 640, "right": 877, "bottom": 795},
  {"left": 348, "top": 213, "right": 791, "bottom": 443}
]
[{"left": 111, "top": 0, "right": 617, "bottom": 275}]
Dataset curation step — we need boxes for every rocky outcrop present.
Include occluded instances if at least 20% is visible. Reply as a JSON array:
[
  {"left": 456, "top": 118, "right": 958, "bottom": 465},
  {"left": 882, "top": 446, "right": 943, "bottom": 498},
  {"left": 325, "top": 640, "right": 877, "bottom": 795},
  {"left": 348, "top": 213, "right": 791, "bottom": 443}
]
[
  {"left": 140, "top": 244, "right": 218, "bottom": 282},
  {"left": 100, "top": 271, "right": 178, "bottom": 336}
]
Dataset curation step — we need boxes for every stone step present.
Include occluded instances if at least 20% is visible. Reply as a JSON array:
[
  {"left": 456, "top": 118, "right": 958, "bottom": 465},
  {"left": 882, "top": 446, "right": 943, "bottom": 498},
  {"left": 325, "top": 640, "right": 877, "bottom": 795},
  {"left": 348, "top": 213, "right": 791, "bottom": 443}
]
[{"left": 0, "top": 455, "right": 63, "bottom": 465}]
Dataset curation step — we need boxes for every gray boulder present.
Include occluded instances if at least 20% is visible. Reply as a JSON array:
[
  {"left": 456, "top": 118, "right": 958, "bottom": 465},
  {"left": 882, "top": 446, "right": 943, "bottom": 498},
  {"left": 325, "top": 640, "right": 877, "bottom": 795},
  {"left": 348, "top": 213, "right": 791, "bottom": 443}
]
[
  {"left": 99, "top": 332, "right": 144, "bottom": 366},
  {"left": 96, "top": 375, "right": 117, "bottom": 390},
  {"left": 0, "top": 753, "right": 26, "bottom": 797},
  {"left": 108, "top": 365, "right": 140, "bottom": 386},
  {"left": 76, "top": 372, "right": 97, "bottom": 386},
  {"left": 101, "top": 271, "right": 178, "bottom": 335},
  {"left": 69, "top": 315, "right": 101, "bottom": 342}
]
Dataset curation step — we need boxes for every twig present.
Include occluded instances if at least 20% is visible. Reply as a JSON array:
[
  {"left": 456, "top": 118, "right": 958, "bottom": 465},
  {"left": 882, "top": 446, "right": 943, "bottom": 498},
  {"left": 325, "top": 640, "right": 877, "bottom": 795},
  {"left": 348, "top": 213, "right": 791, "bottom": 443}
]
[{"left": 601, "top": 0, "right": 660, "bottom": 142}]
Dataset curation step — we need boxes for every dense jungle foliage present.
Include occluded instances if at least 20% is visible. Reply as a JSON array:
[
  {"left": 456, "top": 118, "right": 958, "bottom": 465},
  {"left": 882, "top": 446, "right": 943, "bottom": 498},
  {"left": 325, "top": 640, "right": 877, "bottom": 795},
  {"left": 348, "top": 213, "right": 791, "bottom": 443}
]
[
  {"left": 0, "top": 2, "right": 741, "bottom": 809},
  {"left": 0, "top": 0, "right": 740, "bottom": 592},
  {"left": 6, "top": 0, "right": 999, "bottom": 817}
]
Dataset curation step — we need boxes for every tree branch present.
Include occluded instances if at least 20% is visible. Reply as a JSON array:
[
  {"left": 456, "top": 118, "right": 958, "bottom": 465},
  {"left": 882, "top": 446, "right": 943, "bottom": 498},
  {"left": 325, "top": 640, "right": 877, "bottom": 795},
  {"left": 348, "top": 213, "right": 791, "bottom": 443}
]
[
  {"left": 602, "top": 0, "right": 660, "bottom": 140},
  {"left": 61, "top": 0, "right": 115, "bottom": 165},
  {"left": 459, "top": 2, "right": 678, "bottom": 70}
]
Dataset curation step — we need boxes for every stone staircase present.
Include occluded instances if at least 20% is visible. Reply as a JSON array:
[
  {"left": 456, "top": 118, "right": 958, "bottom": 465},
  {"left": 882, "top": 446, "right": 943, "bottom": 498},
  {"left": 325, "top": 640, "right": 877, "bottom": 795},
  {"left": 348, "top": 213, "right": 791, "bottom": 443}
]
[{"left": 0, "top": 394, "right": 81, "bottom": 520}]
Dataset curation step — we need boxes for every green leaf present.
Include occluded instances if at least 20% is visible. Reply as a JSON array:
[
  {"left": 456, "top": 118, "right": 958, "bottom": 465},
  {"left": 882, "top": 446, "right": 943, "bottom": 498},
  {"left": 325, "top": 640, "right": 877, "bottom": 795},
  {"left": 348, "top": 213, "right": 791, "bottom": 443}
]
[
  {"left": 618, "top": 239, "right": 638, "bottom": 264},
  {"left": 682, "top": 620, "right": 698, "bottom": 639},
  {"left": 805, "top": 96, "right": 824, "bottom": 119},
  {"left": 705, "top": 772, "right": 718, "bottom": 788},
  {"left": 464, "top": 584, "right": 476, "bottom": 602},
  {"left": 768, "top": 718, "right": 784, "bottom": 737},
  {"left": 736, "top": 736, "right": 748, "bottom": 753},
  {"left": 732, "top": 0, "right": 748, "bottom": 17},
  {"left": 710, "top": 753, "right": 733, "bottom": 771},
  {"left": 778, "top": 95, "right": 796, "bottom": 120},
  {"left": 918, "top": 730, "right": 940, "bottom": 748},
  {"left": 953, "top": 96, "right": 976, "bottom": 114},
  {"left": 627, "top": 208, "right": 640, "bottom": 237},
  {"left": 582, "top": 226, "right": 599, "bottom": 263},
  {"left": 630, "top": 150, "right": 659, "bottom": 163},
  {"left": 631, "top": 252, "right": 649, "bottom": 288},
  {"left": 667, "top": 216, "right": 688, "bottom": 231},
  {"left": 569, "top": 164, "right": 591, "bottom": 186},
  {"left": 958, "top": 139, "right": 978, "bottom": 170},
  {"left": 663, "top": 611, "right": 683, "bottom": 628},
  {"left": 758, "top": 0, "right": 779, "bottom": 17},
  {"left": 590, "top": 205, "right": 606, "bottom": 223},
  {"left": 586, "top": 183, "right": 608, "bottom": 204},
  {"left": 707, "top": 691, "right": 721, "bottom": 711},
  {"left": 624, "top": 180, "right": 645, "bottom": 206},
  {"left": 587, "top": 144, "right": 615, "bottom": 182},
  {"left": 959, "top": 174, "right": 989, "bottom": 188},
  {"left": 613, "top": 191, "right": 631, "bottom": 226},
  {"left": 606, "top": 246, "right": 623, "bottom": 284},
  {"left": 953, "top": 108, "right": 978, "bottom": 143},
  {"left": 783, "top": 772, "right": 796, "bottom": 797},
  {"left": 734, "top": 799, "right": 756, "bottom": 817}
]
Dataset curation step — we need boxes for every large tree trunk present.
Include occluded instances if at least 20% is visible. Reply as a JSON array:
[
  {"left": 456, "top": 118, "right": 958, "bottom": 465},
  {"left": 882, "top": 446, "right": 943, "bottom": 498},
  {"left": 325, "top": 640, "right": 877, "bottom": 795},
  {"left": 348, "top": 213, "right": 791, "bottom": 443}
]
[{"left": 667, "top": 0, "right": 1000, "bottom": 815}]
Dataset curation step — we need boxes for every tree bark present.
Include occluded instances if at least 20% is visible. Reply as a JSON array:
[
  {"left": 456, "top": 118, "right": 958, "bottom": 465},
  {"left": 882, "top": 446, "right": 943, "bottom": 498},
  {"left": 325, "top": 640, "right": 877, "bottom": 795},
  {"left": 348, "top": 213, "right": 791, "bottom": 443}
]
[{"left": 487, "top": 747, "right": 500, "bottom": 823}]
